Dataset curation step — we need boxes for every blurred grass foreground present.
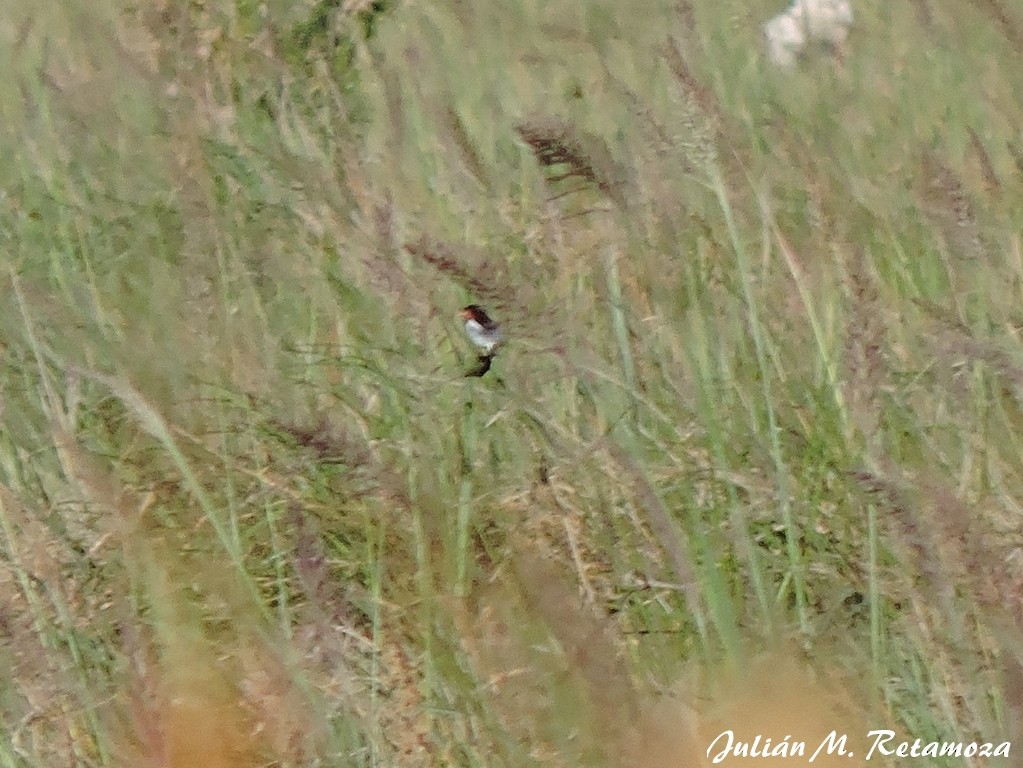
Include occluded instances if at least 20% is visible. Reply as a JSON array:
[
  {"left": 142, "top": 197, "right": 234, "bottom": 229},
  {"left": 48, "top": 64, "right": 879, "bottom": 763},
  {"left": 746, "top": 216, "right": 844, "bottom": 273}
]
[{"left": 2, "top": 1, "right": 1023, "bottom": 766}]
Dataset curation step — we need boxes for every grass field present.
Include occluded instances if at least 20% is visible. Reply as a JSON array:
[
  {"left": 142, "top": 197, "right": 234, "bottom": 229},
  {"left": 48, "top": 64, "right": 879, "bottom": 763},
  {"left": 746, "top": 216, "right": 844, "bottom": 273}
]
[{"left": 2, "top": 0, "right": 1023, "bottom": 765}]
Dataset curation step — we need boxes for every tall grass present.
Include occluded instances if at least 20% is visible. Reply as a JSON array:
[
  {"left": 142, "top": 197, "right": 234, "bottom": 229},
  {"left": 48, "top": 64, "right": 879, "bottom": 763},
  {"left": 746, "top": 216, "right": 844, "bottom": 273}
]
[{"left": 1, "top": 0, "right": 1022, "bottom": 765}]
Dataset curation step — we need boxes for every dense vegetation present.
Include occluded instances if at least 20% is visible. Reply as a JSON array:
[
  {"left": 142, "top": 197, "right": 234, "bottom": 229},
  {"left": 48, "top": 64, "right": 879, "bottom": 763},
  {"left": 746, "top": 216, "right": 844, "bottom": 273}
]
[{"left": 1, "top": 1, "right": 1023, "bottom": 765}]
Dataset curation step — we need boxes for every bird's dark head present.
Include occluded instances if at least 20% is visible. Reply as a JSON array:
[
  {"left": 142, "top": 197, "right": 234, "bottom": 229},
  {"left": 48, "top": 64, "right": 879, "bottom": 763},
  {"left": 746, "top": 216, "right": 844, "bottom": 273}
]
[{"left": 460, "top": 304, "right": 490, "bottom": 324}]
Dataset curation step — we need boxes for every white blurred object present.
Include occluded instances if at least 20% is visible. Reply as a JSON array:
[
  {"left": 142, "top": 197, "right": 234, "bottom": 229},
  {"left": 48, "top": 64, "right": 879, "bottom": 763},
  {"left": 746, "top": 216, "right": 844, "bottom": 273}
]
[{"left": 765, "top": 0, "right": 853, "bottom": 67}]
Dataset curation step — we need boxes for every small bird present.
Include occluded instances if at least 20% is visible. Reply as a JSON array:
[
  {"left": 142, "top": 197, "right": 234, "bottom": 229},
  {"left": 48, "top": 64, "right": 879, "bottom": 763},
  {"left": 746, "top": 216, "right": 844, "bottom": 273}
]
[
  {"left": 460, "top": 304, "right": 502, "bottom": 378},
  {"left": 460, "top": 304, "right": 503, "bottom": 354}
]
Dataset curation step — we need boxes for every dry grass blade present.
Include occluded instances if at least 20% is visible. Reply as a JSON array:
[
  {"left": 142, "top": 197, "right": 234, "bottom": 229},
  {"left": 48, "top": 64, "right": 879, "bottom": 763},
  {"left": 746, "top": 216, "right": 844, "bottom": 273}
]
[
  {"left": 662, "top": 39, "right": 723, "bottom": 177},
  {"left": 664, "top": 40, "right": 722, "bottom": 127},
  {"left": 849, "top": 470, "right": 949, "bottom": 595},
  {"left": 1008, "top": 136, "right": 1023, "bottom": 178},
  {"left": 842, "top": 248, "right": 886, "bottom": 447},
  {"left": 403, "top": 236, "right": 506, "bottom": 303},
  {"left": 849, "top": 466, "right": 971, "bottom": 659},
  {"left": 919, "top": 149, "right": 989, "bottom": 262},
  {"left": 967, "top": 125, "right": 1002, "bottom": 196},
  {"left": 288, "top": 504, "right": 353, "bottom": 630},
  {"left": 606, "top": 442, "right": 705, "bottom": 634},
  {"left": 515, "top": 118, "right": 628, "bottom": 210},
  {"left": 851, "top": 463, "right": 1023, "bottom": 660},
  {"left": 1002, "top": 652, "right": 1023, "bottom": 750},
  {"left": 674, "top": 0, "right": 697, "bottom": 35},
  {"left": 441, "top": 104, "right": 492, "bottom": 191},
  {"left": 600, "top": 62, "right": 700, "bottom": 185},
  {"left": 512, "top": 545, "right": 639, "bottom": 729},
  {"left": 272, "top": 417, "right": 373, "bottom": 465},
  {"left": 916, "top": 299, "right": 1023, "bottom": 391},
  {"left": 270, "top": 414, "right": 414, "bottom": 517},
  {"left": 909, "top": 0, "right": 934, "bottom": 27},
  {"left": 970, "top": 0, "right": 1023, "bottom": 54}
]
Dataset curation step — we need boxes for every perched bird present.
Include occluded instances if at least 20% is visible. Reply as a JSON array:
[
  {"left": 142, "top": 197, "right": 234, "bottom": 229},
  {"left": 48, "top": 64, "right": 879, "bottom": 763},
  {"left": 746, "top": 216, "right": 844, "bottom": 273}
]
[
  {"left": 460, "top": 304, "right": 503, "bottom": 354},
  {"left": 460, "top": 304, "right": 502, "bottom": 378}
]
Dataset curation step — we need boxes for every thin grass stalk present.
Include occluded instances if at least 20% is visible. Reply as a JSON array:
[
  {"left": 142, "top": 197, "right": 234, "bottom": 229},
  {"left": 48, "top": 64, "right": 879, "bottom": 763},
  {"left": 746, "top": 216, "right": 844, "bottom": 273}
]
[
  {"left": 264, "top": 497, "right": 291, "bottom": 636},
  {"left": 455, "top": 479, "right": 473, "bottom": 599},
  {"left": 709, "top": 166, "right": 808, "bottom": 634},
  {"left": 770, "top": 219, "right": 848, "bottom": 432},
  {"left": 867, "top": 502, "right": 882, "bottom": 689},
  {"left": 602, "top": 244, "right": 638, "bottom": 418},
  {"left": 49, "top": 585, "right": 110, "bottom": 764},
  {"left": 10, "top": 272, "right": 62, "bottom": 426},
  {"left": 407, "top": 461, "right": 437, "bottom": 707},
  {"left": 692, "top": 528, "right": 743, "bottom": 664},
  {"left": 0, "top": 492, "right": 51, "bottom": 655},
  {"left": 368, "top": 505, "right": 387, "bottom": 765},
  {"left": 685, "top": 260, "right": 773, "bottom": 634},
  {"left": 606, "top": 440, "right": 724, "bottom": 658},
  {"left": 455, "top": 398, "right": 477, "bottom": 598}
]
